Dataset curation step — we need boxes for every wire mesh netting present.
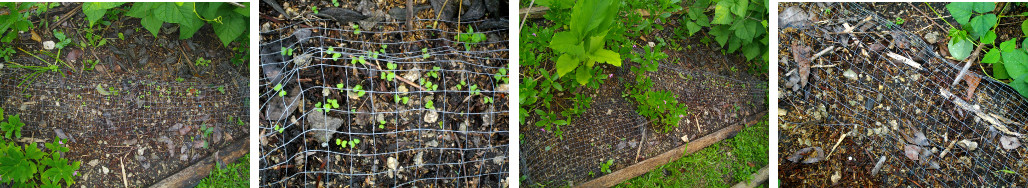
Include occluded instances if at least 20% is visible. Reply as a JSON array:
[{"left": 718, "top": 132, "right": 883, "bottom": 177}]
[
  {"left": 258, "top": 17, "right": 509, "bottom": 187},
  {"left": 779, "top": 2, "right": 1028, "bottom": 186},
  {"left": 0, "top": 42, "right": 249, "bottom": 186},
  {"left": 520, "top": 55, "right": 768, "bottom": 185}
]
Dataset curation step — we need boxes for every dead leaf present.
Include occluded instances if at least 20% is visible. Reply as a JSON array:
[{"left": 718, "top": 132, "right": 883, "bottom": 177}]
[
  {"left": 787, "top": 147, "right": 824, "bottom": 163},
  {"left": 1001, "top": 136, "right": 1021, "bottom": 150},
  {"left": 904, "top": 144, "right": 921, "bottom": 161},
  {"left": 30, "top": 30, "right": 40, "bottom": 42},
  {"left": 791, "top": 43, "right": 812, "bottom": 90},
  {"left": 964, "top": 74, "right": 980, "bottom": 100}
]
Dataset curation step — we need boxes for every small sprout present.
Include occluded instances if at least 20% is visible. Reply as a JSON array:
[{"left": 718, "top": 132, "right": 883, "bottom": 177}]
[
  {"left": 352, "top": 24, "right": 361, "bottom": 34},
  {"left": 425, "top": 100, "right": 435, "bottom": 109},
  {"left": 176, "top": 77, "right": 184, "bottom": 82},
  {"left": 402, "top": 97, "right": 410, "bottom": 104},
  {"left": 483, "top": 96, "right": 493, "bottom": 104},
  {"left": 422, "top": 48, "right": 430, "bottom": 58},
  {"left": 315, "top": 102, "right": 323, "bottom": 112},
  {"left": 354, "top": 85, "right": 366, "bottom": 97},
  {"left": 312, "top": 6, "right": 318, "bottom": 14},
  {"left": 274, "top": 124, "right": 284, "bottom": 133},
  {"left": 332, "top": 0, "right": 339, "bottom": 6},
  {"left": 357, "top": 56, "right": 367, "bottom": 64},
  {"left": 394, "top": 94, "right": 401, "bottom": 103},
  {"left": 118, "top": 32, "right": 124, "bottom": 40},
  {"left": 217, "top": 86, "right": 225, "bottom": 94}
]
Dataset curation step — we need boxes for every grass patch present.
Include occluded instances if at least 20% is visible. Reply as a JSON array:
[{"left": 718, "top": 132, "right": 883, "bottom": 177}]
[
  {"left": 616, "top": 115, "right": 768, "bottom": 187},
  {"left": 197, "top": 154, "right": 249, "bottom": 188}
]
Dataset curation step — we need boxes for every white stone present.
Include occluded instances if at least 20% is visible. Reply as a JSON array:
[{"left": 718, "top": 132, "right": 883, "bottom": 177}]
[
  {"left": 43, "top": 41, "right": 55, "bottom": 50},
  {"left": 387, "top": 157, "right": 399, "bottom": 171}
]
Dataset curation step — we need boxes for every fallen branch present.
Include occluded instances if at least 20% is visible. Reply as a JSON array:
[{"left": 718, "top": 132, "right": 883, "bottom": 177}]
[
  {"left": 940, "top": 89, "right": 1023, "bottom": 138},
  {"left": 886, "top": 52, "right": 924, "bottom": 70},
  {"left": 939, "top": 140, "right": 957, "bottom": 158},
  {"left": 811, "top": 46, "right": 836, "bottom": 62},
  {"left": 825, "top": 130, "right": 849, "bottom": 160}
]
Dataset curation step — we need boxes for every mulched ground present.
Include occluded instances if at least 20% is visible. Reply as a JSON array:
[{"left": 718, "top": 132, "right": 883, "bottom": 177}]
[
  {"left": 258, "top": 0, "right": 510, "bottom": 187},
  {"left": 0, "top": 3, "right": 249, "bottom": 187},
  {"left": 779, "top": 2, "right": 1028, "bottom": 186}
]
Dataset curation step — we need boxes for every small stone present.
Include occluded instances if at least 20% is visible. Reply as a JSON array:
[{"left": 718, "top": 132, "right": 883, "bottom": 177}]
[
  {"left": 778, "top": 108, "right": 787, "bottom": 117},
  {"left": 137, "top": 147, "right": 146, "bottom": 156},
  {"left": 387, "top": 157, "right": 399, "bottom": 171},
  {"left": 427, "top": 140, "right": 439, "bottom": 147},
  {"left": 924, "top": 31, "right": 941, "bottom": 44},
  {"left": 843, "top": 69, "right": 858, "bottom": 81},
  {"left": 402, "top": 69, "right": 421, "bottom": 82},
  {"left": 102, "top": 166, "right": 110, "bottom": 175},
  {"left": 424, "top": 111, "right": 439, "bottom": 124},
  {"left": 414, "top": 152, "right": 424, "bottom": 166},
  {"left": 88, "top": 159, "right": 100, "bottom": 167},
  {"left": 180, "top": 154, "right": 188, "bottom": 161},
  {"left": 958, "top": 139, "right": 978, "bottom": 151},
  {"left": 397, "top": 85, "right": 409, "bottom": 93},
  {"left": 43, "top": 41, "right": 55, "bottom": 50},
  {"left": 680, "top": 135, "right": 689, "bottom": 142}
]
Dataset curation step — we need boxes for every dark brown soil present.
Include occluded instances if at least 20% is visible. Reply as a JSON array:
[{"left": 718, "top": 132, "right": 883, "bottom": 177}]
[{"left": 0, "top": 3, "right": 249, "bottom": 187}]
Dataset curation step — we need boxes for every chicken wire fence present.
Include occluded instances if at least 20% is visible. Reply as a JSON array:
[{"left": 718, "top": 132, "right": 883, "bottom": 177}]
[
  {"left": 258, "top": 18, "right": 509, "bottom": 187},
  {"left": 0, "top": 60, "right": 249, "bottom": 141},
  {"left": 521, "top": 60, "right": 768, "bottom": 186},
  {"left": 780, "top": 2, "right": 1028, "bottom": 186}
]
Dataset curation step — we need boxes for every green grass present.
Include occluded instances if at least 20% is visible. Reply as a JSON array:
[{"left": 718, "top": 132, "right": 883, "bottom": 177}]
[
  {"left": 197, "top": 154, "right": 249, "bottom": 188},
  {"left": 616, "top": 116, "right": 768, "bottom": 187}
]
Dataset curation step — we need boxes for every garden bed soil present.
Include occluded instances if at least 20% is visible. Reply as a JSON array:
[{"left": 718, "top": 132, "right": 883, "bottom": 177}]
[
  {"left": 0, "top": 3, "right": 249, "bottom": 187},
  {"left": 258, "top": 0, "right": 510, "bottom": 187},
  {"left": 779, "top": 2, "right": 1028, "bottom": 186}
]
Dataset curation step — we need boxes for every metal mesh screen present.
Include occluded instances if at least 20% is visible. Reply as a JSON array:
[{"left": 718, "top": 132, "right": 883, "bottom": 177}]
[
  {"left": 779, "top": 2, "right": 1028, "bottom": 186},
  {"left": 258, "top": 18, "right": 509, "bottom": 187}
]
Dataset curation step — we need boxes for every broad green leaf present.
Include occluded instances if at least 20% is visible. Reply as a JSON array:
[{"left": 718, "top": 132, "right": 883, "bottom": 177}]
[
  {"left": 982, "top": 30, "right": 997, "bottom": 45},
  {"left": 590, "top": 49, "right": 621, "bottom": 66},
  {"left": 712, "top": 0, "right": 733, "bottom": 24},
  {"left": 125, "top": 2, "right": 155, "bottom": 17},
  {"left": 1023, "top": 20, "right": 1028, "bottom": 37},
  {"left": 156, "top": 2, "right": 192, "bottom": 24},
  {"left": 555, "top": 54, "right": 579, "bottom": 78},
  {"left": 686, "top": 22, "right": 701, "bottom": 35},
  {"left": 570, "top": 0, "right": 612, "bottom": 37},
  {"left": 732, "top": 0, "right": 749, "bottom": 17},
  {"left": 734, "top": 19, "right": 756, "bottom": 40},
  {"left": 948, "top": 37, "right": 973, "bottom": 60},
  {"left": 1001, "top": 39, "right": 1017, "bottom": 52},
  {"left": 575, "top": 66, "right": 591, "bottom": 85},
  {"left": 947, "top": 2, "right": 973, "bottom": 25},
  {"left": 140, "top": 15, "right": 163, "bottom": 37},
  {"left": 994, "top": 62, "right": 1010, "bottom": 79},
  {"left": 213, "top": 14, "right": 246, "bottom": 46},
  {"left": 1003, "top": 49, "right": 1028, "bottom": 78},
  {"left": 972, "top": 2, "right": 995, "bottom": 13},
  {"left": 0, "top": 146, "right": 37, "bottom": 183},
  {"left": 549, "top": 32, "right": 579, "bottom": 54},
  {"left": 587, "top": 34, "right": 605, "bottom": 54},
  {"left": 968, "top": 14, "right": 996, "bottom": 37},
  {"left": 982, "top": 48, "right": 1001, "bottom": 64},
  {"left": 82, "top": 2, "right": 126, "bottom": 26},
  {"left": 1011, "top": 74, "right": 1028, "bottom": 97}
]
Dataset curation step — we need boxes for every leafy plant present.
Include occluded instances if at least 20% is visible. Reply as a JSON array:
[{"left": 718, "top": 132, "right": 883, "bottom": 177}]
[
  {"left": 273, "top": 124, "right": 284, "bottom": 133},
  {"left": 52, "top": 30, "right": 73, "bottom": 50},
  {"left": 548, "top": 0, "right": 622, "bottom": 85},
  {"left": 421, "top": 48, "right": 430, "bottom": 59},
  {"left": 946, "top": 2, "right": 1028, "bottom": 97},
  {"left": 682, "top": 0, "right": 769, "bottom": 63},
  {"left": 195, "top": 57, "right": 211, "bottom": 67},
  {"left": 119, "top": 2, "right": 250, "bottom": 46},
  {"left": 895, "top": 17, "right": 905, "bottom": 25},
  {"left": 600, "top": 159, "right": 614, "bottom": 174},
  {"left": 456, "top": 25, "right": 486, "bottom": 50},
  {"left": 0, "top": 114, "right": 23, "bottom": 139},
  {"left": 425, "top": 99, "right": 435, "bottom": 110},
  {"left": 0, "top": 3, "right": 36, "bottom": 43},
  {"left": 380, "top": 62, "right": 398, "bottom": 81},
  {"left": 273, "top": 83, "right": 286, "bottom": 97},
  {"left": 281, "top": 47, "right": 294, "bottom": 56},
  {"left": 352, "top": 24, "right": 360, "bottom": 34},
  {"left": 197, "top": 154, "right": 248, "bottom": 187},
  {"left": 0, "top": 108, "right": 81, "bottom": 187}
]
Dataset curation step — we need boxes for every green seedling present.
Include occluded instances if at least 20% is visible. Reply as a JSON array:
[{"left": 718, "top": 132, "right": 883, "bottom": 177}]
[
  {"left": 483, "top": 96, "right": 493, "bottom": 104},
  {"left": 176, "top": 77, "right": 184, "bottom": 82},
  {"left": 352, "top": 24, "right": 360, "bottom": 34},
  {"left": 195, "top": 57, "right": 211, "bottom": 67},
  {"left": 421, "top": 48, "right": 430, "bottom": 59},
  {"left": 312, "top": 6, "right": 318, "bottom": 14},
  {"left": 600, "top": 159, "right": 614, "bottom": 174},
  {"left": 425, "top": 100, "right": 435, "bottom": 109},
  {"left": 332, "top": 0, "right": 339, "bottom": 7},
  {"left": 273, "top": 83, "right": 286, "bottom": 97},
  {"left": 281, "top": 47, "right": 294, "bottom": 56},
  {"left": 353, "top": 85, "right": 366, "bottom": 97},
  {"left": 118, "top": 32, "right": 124, "bottom": 40},
  {"left": 273, "top": 124, "right": 284, "bottom": 133},
  {"left": 218, "top": 86, "right": 225, "bottom": 94}
]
